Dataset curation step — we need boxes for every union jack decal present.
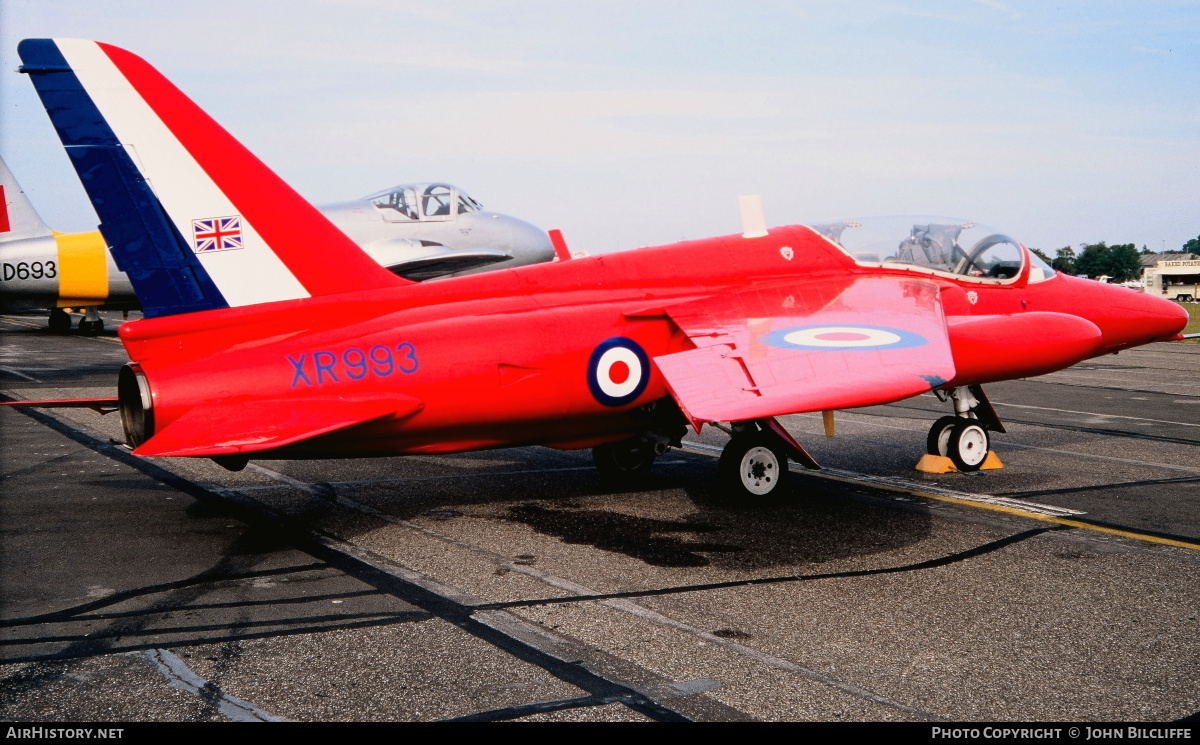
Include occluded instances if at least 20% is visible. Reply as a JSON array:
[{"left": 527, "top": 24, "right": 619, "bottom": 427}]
[{"left": 192, "top": 216, "right": 244, "bottom": 253}]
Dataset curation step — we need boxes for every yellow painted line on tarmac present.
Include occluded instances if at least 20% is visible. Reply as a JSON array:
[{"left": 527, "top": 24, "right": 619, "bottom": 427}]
[
  {"left": 856, "top": 483, "right": 1200, "bottom": 552},
  {"left": 681, "top": 442, "right": 1200, "bottom": 552}
]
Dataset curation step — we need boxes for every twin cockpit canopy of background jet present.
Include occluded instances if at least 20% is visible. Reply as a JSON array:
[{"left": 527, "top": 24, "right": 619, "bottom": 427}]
[
  {"left": 811, "top": 216, "right": 1054, "bottom": 284},
  {"left": 368, "top": 184, "right": 484, "bottom": 222}
]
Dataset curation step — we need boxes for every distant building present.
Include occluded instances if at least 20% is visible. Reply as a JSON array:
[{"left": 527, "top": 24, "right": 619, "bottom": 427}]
[{"left": 1141, "top": 253, "right": 1200, "bottom": 301}]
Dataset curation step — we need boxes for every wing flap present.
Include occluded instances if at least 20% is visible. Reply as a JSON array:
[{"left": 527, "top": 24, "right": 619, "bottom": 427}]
[
  {"left": 655, "top": 275, "right": 955, "bottom": 423},
  {"left": 134, "top": 393, "right": 422, "bottom": 457}
]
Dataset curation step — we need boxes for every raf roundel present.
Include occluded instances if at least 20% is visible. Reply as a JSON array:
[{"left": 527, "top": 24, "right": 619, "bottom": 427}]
[
  {"left": 588, "top": 337, "right": 651, "bottom": 407},
  {"left": 761, "top": 324, "right": 927, "bottom": 351}
]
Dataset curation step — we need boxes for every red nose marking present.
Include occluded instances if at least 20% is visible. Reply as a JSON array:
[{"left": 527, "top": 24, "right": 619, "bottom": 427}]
[
  {"left": 608, "top": 360, "right": 630, "bottom": 385},
  {"left": 0, "top": 186, "right": 10, "bottom": 233},
  {"left": 815, "top": 332, "right": 869, "bottom": 341}
]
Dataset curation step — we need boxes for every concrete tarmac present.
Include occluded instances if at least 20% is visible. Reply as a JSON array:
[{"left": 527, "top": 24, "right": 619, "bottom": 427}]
[{"left": 1, "top": 311, "right": 1197, "bottom": 722}]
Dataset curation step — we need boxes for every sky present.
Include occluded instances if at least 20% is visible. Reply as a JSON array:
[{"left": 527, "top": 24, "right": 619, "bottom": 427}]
[{"left": 1, "top": 0, "right": 1197, "bottom": 255}]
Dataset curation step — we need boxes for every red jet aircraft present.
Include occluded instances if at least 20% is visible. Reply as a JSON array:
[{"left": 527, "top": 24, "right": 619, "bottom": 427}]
[{"left": 9, "top": 39, "right": 1189, "bottom": 498}]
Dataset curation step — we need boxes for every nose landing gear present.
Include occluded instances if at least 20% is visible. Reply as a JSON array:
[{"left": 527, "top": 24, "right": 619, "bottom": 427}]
[
  {"left": 918, "top": 385, "right": 1005, "bottom": 473},
  {"left": 78, "top": 307, "right": 105, "bottom": 335},
  {"left": 943, "top": 420, "right": 990, "bottom": 472}
]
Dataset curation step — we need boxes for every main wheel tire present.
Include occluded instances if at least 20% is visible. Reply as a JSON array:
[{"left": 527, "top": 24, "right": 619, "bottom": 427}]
[
  {"left": 78, "top": 319, "right": 104, "bottom": 336},
  {"left": 947, "top": 421, "right": 989, "bottom": 472},
  {"left": 593, "top": 438, "right": 657, "bottom": 481},
  {"left": 718, "top": 432, "right": 789, "bottom": 498},
  {"left": 926, "top": 416, "right": 962, "bottom": 456},
  {"left": 48, "top": 309, "right": 72, "bottom": 334}
]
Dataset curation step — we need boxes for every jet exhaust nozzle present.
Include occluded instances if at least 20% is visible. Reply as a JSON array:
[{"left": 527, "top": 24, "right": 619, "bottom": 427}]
[{"left": 118, "top": 363, "right": 154, "bottom": 448}]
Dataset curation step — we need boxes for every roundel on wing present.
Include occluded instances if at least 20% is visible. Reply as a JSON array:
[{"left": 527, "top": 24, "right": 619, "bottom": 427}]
[
  {"left": 588, "top": 337, "right": 651, "bottom": 407},
  {"left": 760, "top": 324, "right": 928, "bottom": 351}
]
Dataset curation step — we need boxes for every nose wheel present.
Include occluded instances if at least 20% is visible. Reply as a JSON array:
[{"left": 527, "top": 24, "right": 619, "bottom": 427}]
[
  {"left": 78, "top": 307, "right": 105, "bottom": 335},
  {"left": 718, "top": 432, "right": 789, "bottom": 498},
  {"left": 926, "top": 415, "right": 962, "bottom": 458},
  {"left": 946, "top": 421, "right": 989, "bottom": 472},
  {"left": 919, "top": 385, "right": 1005, "bottom": 474},
  {"left": 77, "top": 318, "right": 104, "bottom": 335},
  {"left": 925, "top": 416, "right": 990, "bottom": 472}
]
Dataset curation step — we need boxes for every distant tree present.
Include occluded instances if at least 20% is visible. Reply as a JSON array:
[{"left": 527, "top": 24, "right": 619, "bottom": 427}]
[
  {"left": 1052, "top": 246, "right": 1076, "bottom": 275},
  {"left": 1074, "top": 242, "right": 1109, "bottom": 279},
  {"left": 1184, "top": 234, "right": 1200, "bottom": 254},
  {"left": 1029, "top": 247, "right": 1053, "bottom": 265},
  {"left": 1140, "top": 245, "right": 1154, "bottom": 255},
  {"left": 1107, "top": 243, "right": 1142, "bottom": 283},
  {"left": 1073, "top": 242, "right": 1141, "bottom": 282}
]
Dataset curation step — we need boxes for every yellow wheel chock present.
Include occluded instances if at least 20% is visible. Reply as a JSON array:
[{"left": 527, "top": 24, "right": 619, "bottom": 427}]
[{"left": 915, "top": 451, "right": 1004, "bottom": 474}]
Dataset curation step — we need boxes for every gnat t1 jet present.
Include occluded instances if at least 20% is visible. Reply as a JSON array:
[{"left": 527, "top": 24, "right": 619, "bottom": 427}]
[
  {"left": 324, "top": 183, "right": 556, "bottom": 282},
  {"left": 8, "top": 39, "right": 1187, "bottom": 499},
  {"left": 0, "top": 156, "right": 553, "bottom": 333},
  {"left": 0, "top": 155, "right": 133, "bottom": 332}
]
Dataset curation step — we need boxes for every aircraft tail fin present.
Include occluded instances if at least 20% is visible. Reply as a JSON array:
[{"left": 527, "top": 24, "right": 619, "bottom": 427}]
[
  {"left": 17, "top": 38, "right": 409, "bottom": 319},
  {"left": 0, "top": 155, "right": 53, "bottom": 242}
]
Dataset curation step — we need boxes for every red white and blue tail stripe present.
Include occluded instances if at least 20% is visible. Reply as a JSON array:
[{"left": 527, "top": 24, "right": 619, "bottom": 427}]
[{"left": 18, "top": 38, "right": 406, "bottom": 318}]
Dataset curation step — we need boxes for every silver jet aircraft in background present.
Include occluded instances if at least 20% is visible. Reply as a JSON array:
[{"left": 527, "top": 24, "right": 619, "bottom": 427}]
[
  {"left": 1, "top": 157, "right": 555, "bottom": 333},
  {"left": 327, "top": 183, "right": 557, "bottom": 281}
]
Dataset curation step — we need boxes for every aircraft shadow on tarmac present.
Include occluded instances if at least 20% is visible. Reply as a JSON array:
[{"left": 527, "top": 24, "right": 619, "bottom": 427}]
[{"left": 247, "top": 449, "right": 938, "bottom": 572}]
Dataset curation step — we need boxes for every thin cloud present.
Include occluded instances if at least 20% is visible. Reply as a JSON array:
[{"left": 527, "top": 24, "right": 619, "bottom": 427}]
[{"left": 968, "top": 0, "right": 1023, "bottom": 19}]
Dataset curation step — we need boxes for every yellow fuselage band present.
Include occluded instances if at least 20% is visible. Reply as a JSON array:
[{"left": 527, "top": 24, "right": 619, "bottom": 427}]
[{"left": 54, "top": 230, "right": 109, "bottom": 307}]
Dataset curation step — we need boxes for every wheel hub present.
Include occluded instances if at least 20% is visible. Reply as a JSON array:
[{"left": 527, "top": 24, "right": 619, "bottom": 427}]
[
  {"left": 740, "top": 446, "right": 779, "bottom": 495},
  {"left": 959, "top": 429, "right": 986, "bottom": 460},
  {"left": 952, "top": 423, "right": 989, "bottom": 469}
]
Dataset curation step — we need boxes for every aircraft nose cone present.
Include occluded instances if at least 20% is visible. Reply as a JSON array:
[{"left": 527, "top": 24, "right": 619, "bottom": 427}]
[
  {"left": 1134, "top": 292, "right": 1189, "bottom": 339},
  {"left": 1098, "top": 288, "right": 1190, "bottom": 349},
  {"left": 505, "top": 217, "right": 556, "bottom": 266},
  {"left": 1160, "top": 296, "right": 1192, "bottom": 337}
]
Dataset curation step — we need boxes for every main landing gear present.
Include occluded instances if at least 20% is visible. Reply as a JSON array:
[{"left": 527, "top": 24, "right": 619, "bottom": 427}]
[
  {"left": 48, "top": 308, "right": 72, "bottom": 334},
  {"left": 592, "top": 435, "right": 665, "bottom": 480},
  {"left": 592, "top": 400, "right": 691, "bottom": 482},
  {"left": 715, "top": 419, "right": 820, "bottom": 500},
  {"left": 47, "top": 307, "right": 105, "bottom": 335},
  {"left": 718, "top": 429, "right": 789, "bottom": 497},
  {"left": 589, "top": 402, "right": 818, "bottom": 500},
  {"left": 591, "top": 399, "right": 689, "bottom": 483},
  {"left": 921, "top": 385, "right": 1005, "bottom": 473}
]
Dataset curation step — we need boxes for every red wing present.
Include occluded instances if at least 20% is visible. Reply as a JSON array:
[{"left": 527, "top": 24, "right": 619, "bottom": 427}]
[
  {"left": 654, "top": 275, "right": 955, "bottom": 424},
  {"left": 134, "top": 393, "right": 422, "bottom": 457}
]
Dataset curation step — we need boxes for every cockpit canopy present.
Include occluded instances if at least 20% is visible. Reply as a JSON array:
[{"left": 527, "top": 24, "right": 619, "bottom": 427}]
[
  {"left": 367, "top": 183, "right": 484, "bottom": 222},
  {"left": 809, "top": 216, "right": 1053, "bottom": 284}
]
